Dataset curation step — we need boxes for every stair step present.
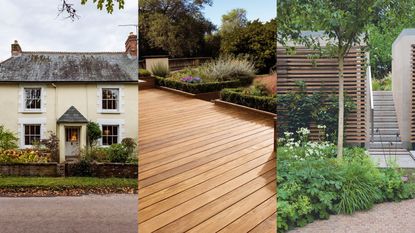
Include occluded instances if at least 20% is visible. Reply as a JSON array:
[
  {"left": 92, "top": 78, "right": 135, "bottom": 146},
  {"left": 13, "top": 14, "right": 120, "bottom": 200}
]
[
  {"left": 371, "top": 129, "right": 400, "bottom": 135},
  {"left": 373, "top": 91, "right": 392, "bottom": 95},
  {"left": 373, "top": 117, "right": 397, "bottom": 122},
  {"left": 374, "top": 101, "right": 395, "bottom": 106},
  {"left": 373, "top": 123, "right": 398, "bottom": 127},
  {"left": 374, "top": 106, "right": 396, "bottom": 111},
  {"left": 370, "top": 142, "right": 404, "bottom": 149},
  {"left": 373, "top": 112, "right": 398, "bottom": 116}
]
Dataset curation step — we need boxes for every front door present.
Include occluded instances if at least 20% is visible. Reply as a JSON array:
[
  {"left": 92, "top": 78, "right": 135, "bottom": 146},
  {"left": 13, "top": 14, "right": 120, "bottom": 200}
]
[{"left": 65, "top": 127, "right": 80, "bottom": 157}]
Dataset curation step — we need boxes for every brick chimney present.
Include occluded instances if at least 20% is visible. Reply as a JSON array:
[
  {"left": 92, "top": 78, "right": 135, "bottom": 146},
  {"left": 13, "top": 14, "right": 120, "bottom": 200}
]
[
  {"left": 125, "top": 32, "right": 137, "bottom": 57},
  {"left": 11, "top": 40, "right": 22, "bottom": 57}
]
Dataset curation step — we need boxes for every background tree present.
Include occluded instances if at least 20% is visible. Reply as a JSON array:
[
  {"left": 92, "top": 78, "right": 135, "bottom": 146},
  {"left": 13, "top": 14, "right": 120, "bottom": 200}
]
[
  {"left": 221, "top": 19, "right": 276, "bottom": 74},
  {"left": 220, "top": 8, "right": 248, "bottom": 35},
  {"left": 60, "top": 0, "right": 125, "bottom": 19},
  {"left": 139, "top": 0, "right": 215, "bottom": 57},
  {"left": 277, "top": 0, "right": 409, "bottom": 158}
]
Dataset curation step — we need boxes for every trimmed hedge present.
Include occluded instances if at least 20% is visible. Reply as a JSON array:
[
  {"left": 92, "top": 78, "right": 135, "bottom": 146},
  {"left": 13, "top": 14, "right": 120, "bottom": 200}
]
[
  {"left": 155, "top": 76, "right": 252, "bottom": 94},
  {"left": 220, "top": 88, "right": 277, "bottom": 113}
]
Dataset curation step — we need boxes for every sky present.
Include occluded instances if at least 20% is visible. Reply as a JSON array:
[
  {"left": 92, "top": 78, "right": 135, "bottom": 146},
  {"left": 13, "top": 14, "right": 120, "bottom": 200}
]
[
  {"left": 0, "top": 0, "right": 137, "bottom": 61},
  {"left": 203, "top": 0, "right": 276, "bottom": 28}
]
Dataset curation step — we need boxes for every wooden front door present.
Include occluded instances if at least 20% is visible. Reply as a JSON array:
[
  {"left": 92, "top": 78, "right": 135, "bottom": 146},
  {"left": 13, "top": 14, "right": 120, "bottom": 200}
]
[{"left": 65, "top": 127, "right": 80, "bottom": 157}]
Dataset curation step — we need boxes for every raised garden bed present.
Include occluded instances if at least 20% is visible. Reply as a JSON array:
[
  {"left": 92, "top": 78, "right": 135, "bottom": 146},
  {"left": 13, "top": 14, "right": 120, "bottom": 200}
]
[
  {"left": 219, "top": 88, "right": 277, "bottom": 113},
  {"left": 155, "top": 76, "right": 250, "bottom": 94}
]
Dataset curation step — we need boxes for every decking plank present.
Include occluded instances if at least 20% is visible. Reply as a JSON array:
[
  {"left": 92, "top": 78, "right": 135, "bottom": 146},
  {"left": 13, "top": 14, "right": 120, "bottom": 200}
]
[{"left": 139, "top": 89, "right": 276, "bottom": 233}]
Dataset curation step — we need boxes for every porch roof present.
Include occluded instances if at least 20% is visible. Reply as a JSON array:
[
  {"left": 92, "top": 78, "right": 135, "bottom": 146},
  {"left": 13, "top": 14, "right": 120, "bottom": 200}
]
[{"left": 57, "top": 106, "right": 88, "bottom": 123}]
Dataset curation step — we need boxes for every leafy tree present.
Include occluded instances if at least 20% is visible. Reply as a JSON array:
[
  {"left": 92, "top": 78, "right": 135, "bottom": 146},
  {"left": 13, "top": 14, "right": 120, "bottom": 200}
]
[
  {"left": 277, "top": 0, "right": 409, "bottom": 158},
  {"left": 0, "top": 125, "right": 18, "bottom": 150},
  {"left": 221, "top": 19, "right": 276, "bottom": 74},
  {"left": 87, "top": 121, "right": 102, "bottom": 148},
  {"left": 367, "top": 1, "right": 415, "bottom": 79},
  {"left": 220, "top": 8, "right": 248, "bottom": 35},
  {"left": 59, "top": 0, "right": 125, "bottom": 19},
  {"left": 139, "top": 0, "right": 215, "bottom": 57}
]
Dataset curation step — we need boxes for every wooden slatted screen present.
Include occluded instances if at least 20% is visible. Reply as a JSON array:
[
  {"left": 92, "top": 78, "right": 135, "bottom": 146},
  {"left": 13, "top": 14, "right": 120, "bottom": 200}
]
[
  {"left": 277, "top": 46, "right": 367, "bottom": 145},
  {"left": 410, "top": 45, "right": 415, "bottom": 142}
]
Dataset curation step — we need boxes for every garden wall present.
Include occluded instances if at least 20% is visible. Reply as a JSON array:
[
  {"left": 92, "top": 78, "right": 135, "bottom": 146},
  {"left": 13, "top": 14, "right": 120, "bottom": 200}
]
[
  {"left": 277, "top": 46, "right": 368, "bottom": 145},
  {"left": 65, "top": 163, "right": 138, "bottom": 178},
  {"left": 0, "top": 163, "right": 137, "bottom": 178},
  {"left": 0, "top": 163, "right": 63, "bottom": 177}
]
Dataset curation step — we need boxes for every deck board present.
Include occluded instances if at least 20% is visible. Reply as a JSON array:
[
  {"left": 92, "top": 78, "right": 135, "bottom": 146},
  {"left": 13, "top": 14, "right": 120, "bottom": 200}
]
[{"left": 138, "top": 89, "right": 276, "bottom": 233}]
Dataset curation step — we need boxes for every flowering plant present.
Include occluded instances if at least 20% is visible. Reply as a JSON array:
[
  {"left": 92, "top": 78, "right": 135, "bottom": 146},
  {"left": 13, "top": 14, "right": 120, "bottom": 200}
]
[
  {"left": 180, "top": 76, "right": 202, "bottom": 83},
  {"left": 0, "top": 149, "right": 50, "bottom": 163}
]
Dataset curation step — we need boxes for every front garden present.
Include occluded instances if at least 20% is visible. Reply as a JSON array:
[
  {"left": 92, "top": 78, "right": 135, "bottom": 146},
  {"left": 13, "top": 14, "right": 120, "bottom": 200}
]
[{"left": 277, "top": 129, "right": 415, "bottom": 232}]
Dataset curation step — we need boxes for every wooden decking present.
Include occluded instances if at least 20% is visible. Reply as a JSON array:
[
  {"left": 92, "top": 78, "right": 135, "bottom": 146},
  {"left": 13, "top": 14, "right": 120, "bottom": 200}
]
[{"left": 138, "top": 89, "right": 276, "bottom": 233}]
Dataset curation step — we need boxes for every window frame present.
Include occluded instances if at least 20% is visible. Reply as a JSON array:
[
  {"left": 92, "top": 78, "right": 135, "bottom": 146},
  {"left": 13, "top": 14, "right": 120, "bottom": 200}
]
[
  {"left": 23, "top": 124, "right": 41, "bottom": 146},
  {"left": 19, "top": 85, "right": 46, "bottom": 113},
  {"left": 97, "top": 85, "right": 124, "bottom": 114},
  {"left": 101, "top": 124, "right": 119, "bottom": 146},
  {"left": 101, "top": 88, "right": 120, "bottom": 112}
]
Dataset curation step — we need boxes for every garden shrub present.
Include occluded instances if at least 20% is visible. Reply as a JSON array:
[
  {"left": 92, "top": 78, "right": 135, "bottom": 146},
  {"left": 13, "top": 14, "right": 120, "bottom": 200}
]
[
  {"left": 87, "top": 122, "right": 102, "bottom": 148},
  {"left": 121, "top": 138, "right": 137, "bottom": 157},
  {"left": 139, "top": 69, "right": 152, "bottom": 77},
  {"left": 220, "top": 88, "right": 276, "bottom": 113},
  {"left": 0, "top": 125, "right": 18, "bottom": 150},
  {"left": 150, "top": 62, "right": 170, "bottom": 78},
  {"left": 80, "top": 146, "right": 109, "bottom": 162},
  {"left": 40, "top": 132, "right": 60, "bottom": 162},
  {"left": 277, "top": 129, "right": 415, "bottom": 232},
  {"left": 200, "top": 55, "right": 256, "bottom": 82},
  {"left": 277, "top": 81, "right": 356, "bottom": 142},
  {"left": 0, "top": 149, "right": 49, "bottom": 163},
  {"left": 156, "top": 76, "right": 244, "bottom": 94},
  {"left": 107, "top": 144, "right": 129, "bottom": 163}
]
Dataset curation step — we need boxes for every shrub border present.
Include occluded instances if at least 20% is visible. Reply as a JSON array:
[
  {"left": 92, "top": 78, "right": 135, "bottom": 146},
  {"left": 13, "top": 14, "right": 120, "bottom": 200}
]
[
  {"left": 155, "top": 76, "right": 251, "bottom": 94},
  {"left": 219, "top": 88, "right": 277, "bottom": 114}
]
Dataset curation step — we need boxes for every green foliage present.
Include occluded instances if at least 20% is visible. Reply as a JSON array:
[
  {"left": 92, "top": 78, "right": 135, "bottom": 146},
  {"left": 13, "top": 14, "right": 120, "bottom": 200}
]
[
  {"left": 372, "top": 75, "right": 392, "bottom": 91},
  {"left": 220, "top": 19, "right": 276, "bottom": 73},
  {"left": 150, "top": 62, "right": 170, "bottom": 78},
  {"left": 277, "top": 133, "right": 415, "bottom": 232},
  {"left": 139, "top": 69, "right": 152, "bottom": 77},
  {"left": 87, "top": 122, "right": 102, "bottom": 147},
  {"left": 107, "top": 144, "right": 129, "bottom": 163},
  {"left": 220, "top": 88, "right": 277, "bottom": 113},
  {"left": 0, "top": 149, "right": 49, "bottom": 163},
  {"left": 335, "top": 156, "right": 382, "bottom": 214},
  {"left": 80, "top": 0, "right": 124, "bottom": 13},
  {"left": 0, "top": 125, "right": 18, "bottom": 150},
  {"left": 121, "top": 138, "right": 137, "bottom": 161},
  {"left": 80, "top": 146, "right": 109, "bottom": 162},
  {"left": 201, "top": 55, "right": 256, "bottom": 82},
  {"left": 40, "top": 132, "right": 60, "bottom": 162},
  {"left": 220, "top": 8, "right": 248, "bottom": 35},
  {"left": 278, "top": 82, "right": 356, "bottom": 142},
  {"left": 139, "top": 0, "right": 214, "bottom": 57},
  {"left": 156, "top": 76, "right": 242, "bottom": 94}
]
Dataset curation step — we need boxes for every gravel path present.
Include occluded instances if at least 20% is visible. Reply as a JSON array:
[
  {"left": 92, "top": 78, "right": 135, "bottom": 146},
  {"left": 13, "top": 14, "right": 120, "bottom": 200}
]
[
  {"left": 288, "top": 198, "right": 415, "bottom": 233},
  {"left": 0, "top": 194, "right": 137, "bottom": 233}
]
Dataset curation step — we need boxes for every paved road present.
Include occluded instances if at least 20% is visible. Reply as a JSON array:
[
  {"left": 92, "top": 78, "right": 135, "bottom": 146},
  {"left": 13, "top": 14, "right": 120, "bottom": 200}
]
[
  {"left": 289, "top": 198, "right": 415, "bottom": 233},
  {"left": 0, "top": 194, "right": 137, "bottom": 233}
]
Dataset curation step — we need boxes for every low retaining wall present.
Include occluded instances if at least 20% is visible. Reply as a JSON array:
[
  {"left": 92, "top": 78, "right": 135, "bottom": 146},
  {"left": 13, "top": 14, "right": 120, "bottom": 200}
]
[
  {"left": 0, "top": 163, "right": 137, "bottom": 178},
  {"left": 158, "top": 86, "right": 219, "bottom": 101},
  {"left": 65, "top": 163, "right": 138, "bottom": 178},
  {"left": 0, "top": 163, "right": 63, "bottom": 177}
]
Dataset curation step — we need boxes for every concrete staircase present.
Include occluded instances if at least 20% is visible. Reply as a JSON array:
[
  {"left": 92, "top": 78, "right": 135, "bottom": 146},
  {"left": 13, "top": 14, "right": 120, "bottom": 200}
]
[{"left": 369, "top": 91, "right": 414, "bottom": 167}]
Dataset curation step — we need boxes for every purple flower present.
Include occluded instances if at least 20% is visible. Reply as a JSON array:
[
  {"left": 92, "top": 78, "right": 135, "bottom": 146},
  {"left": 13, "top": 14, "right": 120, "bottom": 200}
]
[{"left": 181, "top": 75, "right": 202, "bottom": 83}]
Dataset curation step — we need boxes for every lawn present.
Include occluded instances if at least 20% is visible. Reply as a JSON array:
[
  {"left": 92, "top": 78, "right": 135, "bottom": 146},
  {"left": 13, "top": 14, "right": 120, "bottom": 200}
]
[{"left": 0, "top": 176, "right": 137, "bottom": 189}]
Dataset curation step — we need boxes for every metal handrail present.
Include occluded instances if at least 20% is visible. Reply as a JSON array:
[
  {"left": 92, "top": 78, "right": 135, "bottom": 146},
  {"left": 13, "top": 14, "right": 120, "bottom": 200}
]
[{"left": 366, "top": 52, "right": 374, "bottom": 142}]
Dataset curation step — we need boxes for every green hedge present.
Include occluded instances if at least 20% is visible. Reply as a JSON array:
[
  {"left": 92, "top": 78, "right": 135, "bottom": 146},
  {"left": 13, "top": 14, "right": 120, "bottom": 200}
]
[
  {"left": 220, "top": 88, "right": 276, "bottom": 113},
  {"left": 155, "top": 76, "right": 251, "bottom": 94}
]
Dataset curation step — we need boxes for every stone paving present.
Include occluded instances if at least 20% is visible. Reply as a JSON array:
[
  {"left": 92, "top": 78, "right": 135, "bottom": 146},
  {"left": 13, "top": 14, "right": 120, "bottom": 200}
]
[{"left": 288, "top": 198, "right": 415, "bottom": 233}]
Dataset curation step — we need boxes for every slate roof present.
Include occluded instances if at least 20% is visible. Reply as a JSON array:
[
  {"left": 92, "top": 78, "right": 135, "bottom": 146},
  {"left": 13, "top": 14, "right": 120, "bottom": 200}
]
[
  {"left": 0, "top": 52, "right": 137, "bottom": 82},
  {"left": 57, "top": 106, "right": 88, "bottom": 123}
]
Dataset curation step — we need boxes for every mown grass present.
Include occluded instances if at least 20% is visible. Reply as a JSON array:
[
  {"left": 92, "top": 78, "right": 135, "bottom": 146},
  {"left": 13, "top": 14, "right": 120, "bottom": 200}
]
[{"left": 0, "top": 177, "right": 137, "bottom": 189}]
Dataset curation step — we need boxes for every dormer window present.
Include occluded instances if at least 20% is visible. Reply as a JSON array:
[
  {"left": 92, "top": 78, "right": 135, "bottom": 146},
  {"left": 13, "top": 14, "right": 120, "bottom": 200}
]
[
  {"left": 24, "top": 88, "right": 42, "bottom": 110},
  {"left": 102, "top": 88, "right": 119, "bottom": 111}
]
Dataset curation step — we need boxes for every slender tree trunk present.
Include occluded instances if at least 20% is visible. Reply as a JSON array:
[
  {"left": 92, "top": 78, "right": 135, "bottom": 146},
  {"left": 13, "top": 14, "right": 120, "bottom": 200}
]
[{"left": 337, "top": 55, "right": 345, "bottom": 159}]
